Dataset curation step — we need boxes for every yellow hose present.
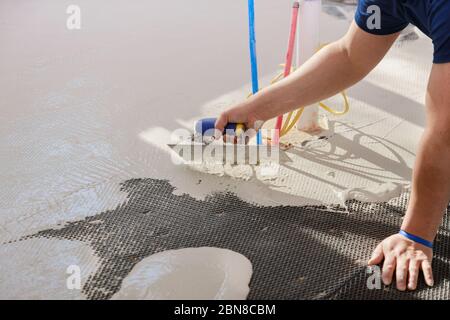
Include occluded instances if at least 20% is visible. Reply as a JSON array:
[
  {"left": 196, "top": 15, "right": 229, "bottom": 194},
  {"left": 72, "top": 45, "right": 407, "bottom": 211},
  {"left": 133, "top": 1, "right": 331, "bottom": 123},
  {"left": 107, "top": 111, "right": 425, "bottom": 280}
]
[
  {"left": 281, "top": 107, "right": 304, "bottom": 136},
  {"left": 319, "top": 91, "right": 350, "bottom": 116},
  {"left": 278, "top": 89, "right": 349, "bottom": 137},
  {"left": 257, "top": 64, "right": 350, "bottom": 138},
  {"left": 246, "top": 55, "right": 350, "bottom": 139}
]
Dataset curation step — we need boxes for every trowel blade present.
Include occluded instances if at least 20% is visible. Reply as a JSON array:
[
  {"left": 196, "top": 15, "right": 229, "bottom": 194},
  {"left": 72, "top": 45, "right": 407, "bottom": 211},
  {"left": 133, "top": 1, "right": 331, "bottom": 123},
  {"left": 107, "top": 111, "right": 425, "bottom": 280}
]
[{"left": 167, "top": 144, "right": 291, "bottom": 165}]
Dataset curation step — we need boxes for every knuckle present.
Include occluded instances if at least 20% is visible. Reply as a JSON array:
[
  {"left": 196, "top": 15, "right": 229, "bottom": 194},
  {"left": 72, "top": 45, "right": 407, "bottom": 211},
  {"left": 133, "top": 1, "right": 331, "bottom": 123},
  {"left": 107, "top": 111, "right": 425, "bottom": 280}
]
[
  {"left": 410, "top": 263, "right": 417, "bottom": 270},
  {"left": 417, "top": 253, "right": 428, "bottom": 261},
  {"left": 394, "top": 247, "right": 407, "bottom": 256},
  {"left": 384, "top": 264, "right": 395, "bottom": 272}
]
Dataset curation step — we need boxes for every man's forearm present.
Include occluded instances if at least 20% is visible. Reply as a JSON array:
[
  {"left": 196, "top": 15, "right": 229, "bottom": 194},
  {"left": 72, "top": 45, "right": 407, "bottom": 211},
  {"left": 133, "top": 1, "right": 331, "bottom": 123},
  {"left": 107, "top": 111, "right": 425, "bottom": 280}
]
[
  {"left": 244, "top": 39, "right": 359, "bottom": 121},
  {"left": 242, "top": 22, "right": 398, "bottom": 122},
  {"left": 402, "top": 129, "right": 450, "bottom": 241},
  {"left": 401, "top": 63, "right": 450, "bottom": 241},
  {"left": 214, "top": 23, "right": 399, "bottom": 131}
]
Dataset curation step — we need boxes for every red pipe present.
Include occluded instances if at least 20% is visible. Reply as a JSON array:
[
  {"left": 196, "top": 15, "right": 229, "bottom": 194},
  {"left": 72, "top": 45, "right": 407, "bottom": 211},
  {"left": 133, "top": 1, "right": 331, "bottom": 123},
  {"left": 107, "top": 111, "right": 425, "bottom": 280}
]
[{"left": 273, "top": 1, "right": 299, "bottom": 145}]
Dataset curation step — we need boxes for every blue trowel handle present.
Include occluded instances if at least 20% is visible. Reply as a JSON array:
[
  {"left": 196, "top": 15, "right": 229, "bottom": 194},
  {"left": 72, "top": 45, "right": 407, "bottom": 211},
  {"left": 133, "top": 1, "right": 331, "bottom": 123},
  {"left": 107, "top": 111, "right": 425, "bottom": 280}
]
[{"left": 195, "top": 118, "right": 245, "bottom": 136}]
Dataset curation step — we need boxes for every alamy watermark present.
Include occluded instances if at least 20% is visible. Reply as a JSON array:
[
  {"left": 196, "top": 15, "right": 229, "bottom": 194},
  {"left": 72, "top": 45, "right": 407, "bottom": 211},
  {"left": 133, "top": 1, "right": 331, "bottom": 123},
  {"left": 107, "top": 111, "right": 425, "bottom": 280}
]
[
  {"left": 66, "top": 264, "right": 81, "bottom": 290},
  {"left": 366, "top": 265, "right": 382, "bottom": 290},
  {"left": 66, "top": 5, "right": 81, "bottom": 30},
  {"left": 169, "top": 127, "right": 282, "bottom": 178},
  {"left": 366, "top": 5, "right": 381, "bottom": 30}
]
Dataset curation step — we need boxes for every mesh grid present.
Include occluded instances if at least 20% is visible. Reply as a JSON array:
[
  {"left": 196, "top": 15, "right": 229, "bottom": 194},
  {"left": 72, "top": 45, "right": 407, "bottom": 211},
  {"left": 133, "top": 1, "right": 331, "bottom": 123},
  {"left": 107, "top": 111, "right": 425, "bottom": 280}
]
[{"left": 17, "top": 178, "right": 450, "bottom": 300}]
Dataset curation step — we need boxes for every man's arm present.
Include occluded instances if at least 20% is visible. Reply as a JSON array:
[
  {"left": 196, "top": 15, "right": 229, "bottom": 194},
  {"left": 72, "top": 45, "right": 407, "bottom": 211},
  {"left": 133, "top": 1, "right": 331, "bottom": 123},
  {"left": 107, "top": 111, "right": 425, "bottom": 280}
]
[
  {"left": 369, "top": 62, "right": 450, "bottom": 290},
  {"left": 215, "top": 21, "right": 400, "bottom": 131},
  {"left": 404, "top": 63, "right": 450, "bottom": 242}
]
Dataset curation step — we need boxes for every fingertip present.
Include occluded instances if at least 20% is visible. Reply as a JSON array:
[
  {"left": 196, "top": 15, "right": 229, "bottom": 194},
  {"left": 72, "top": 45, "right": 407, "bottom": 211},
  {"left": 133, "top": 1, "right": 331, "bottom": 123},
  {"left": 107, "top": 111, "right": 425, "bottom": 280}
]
[
  {"left": 397, "top": 285, "right": 406, "bottom": 291},
  {"left": 368, "top": 256, "right": 382, "bottom": 266},
  {"left": 367, "top": 258, "right": 376, "bottom": 266},
  {"left": 407, "top": 282, "right": 417, "bottom": 291},
  {"left": 421, "top": 260, "right": 434, "bottom": 287},
  {"left": 368, "top": 248, "right": 383, "bottom": 266},
  {"left": 215, "top": 114, "right": 226, "bottom": 132},
  {"left": 371, "top": 243, "right": 383, "bottom": 257},
  {"left": 407, "top": 261, "right": 420, "bottom": 291},
  {"left": 382, "top": 259, "right": 396, "bottom": 286},
  {"left": 396, "top": 278, "right": 407, "bottom": 291}
]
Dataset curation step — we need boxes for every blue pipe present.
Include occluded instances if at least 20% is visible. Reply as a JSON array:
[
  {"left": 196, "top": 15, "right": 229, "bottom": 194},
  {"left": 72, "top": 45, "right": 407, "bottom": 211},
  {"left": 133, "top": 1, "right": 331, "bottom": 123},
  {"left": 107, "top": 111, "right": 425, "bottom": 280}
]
[{"left": 248, "top": 0, "right": 262, "bottom": 145}]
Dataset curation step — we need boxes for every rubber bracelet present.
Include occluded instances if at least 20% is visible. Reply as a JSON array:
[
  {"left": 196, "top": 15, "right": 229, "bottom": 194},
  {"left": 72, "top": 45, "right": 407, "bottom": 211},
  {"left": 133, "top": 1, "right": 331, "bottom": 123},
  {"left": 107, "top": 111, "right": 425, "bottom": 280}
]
[{"left": 399, "top": 230, "right": 433, "bottom": 248}]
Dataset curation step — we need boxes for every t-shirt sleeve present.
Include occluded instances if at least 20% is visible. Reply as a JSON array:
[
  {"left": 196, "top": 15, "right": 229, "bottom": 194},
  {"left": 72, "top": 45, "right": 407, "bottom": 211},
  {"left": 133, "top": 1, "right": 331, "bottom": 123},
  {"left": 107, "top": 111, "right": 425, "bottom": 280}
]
[
  {"left": 354, "top": 0, "right": 409, "bottom": 35},
  {"left": 429, "top": 1, "right": 450, "bottom": 63}
]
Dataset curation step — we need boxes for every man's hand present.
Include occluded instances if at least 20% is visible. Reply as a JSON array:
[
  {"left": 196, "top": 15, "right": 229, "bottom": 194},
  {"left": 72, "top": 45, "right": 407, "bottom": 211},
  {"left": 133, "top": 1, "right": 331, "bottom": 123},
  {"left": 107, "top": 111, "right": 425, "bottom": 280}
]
[
  {"left": 214, "top": 102, "right": 265, "bottom": 134},
  {"left": 368, "top": 234, "right": 434, "bottom": 291}
]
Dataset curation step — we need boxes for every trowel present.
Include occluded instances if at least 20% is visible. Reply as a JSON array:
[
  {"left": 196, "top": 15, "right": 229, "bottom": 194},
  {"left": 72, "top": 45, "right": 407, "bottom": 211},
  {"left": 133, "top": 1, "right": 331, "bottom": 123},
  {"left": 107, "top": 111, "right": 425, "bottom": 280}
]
[{"left": 167, "top": 118, "right": 291, "bottom": 165}]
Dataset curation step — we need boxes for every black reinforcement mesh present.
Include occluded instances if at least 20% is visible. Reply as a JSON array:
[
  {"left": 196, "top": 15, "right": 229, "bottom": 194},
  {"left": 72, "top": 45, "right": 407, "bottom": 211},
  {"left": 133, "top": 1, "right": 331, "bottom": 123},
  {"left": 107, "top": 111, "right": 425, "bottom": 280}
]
[{"left": 18, "top": 178, "right": 450, "bottom": 300}]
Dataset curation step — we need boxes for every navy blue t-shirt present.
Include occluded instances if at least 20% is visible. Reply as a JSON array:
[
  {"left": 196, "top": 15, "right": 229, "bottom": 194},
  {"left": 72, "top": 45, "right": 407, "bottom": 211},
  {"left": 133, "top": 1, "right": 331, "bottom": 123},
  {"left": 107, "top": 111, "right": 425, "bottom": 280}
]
[{"left": 355, "top": 0, "right": 450, "bottom": 63}]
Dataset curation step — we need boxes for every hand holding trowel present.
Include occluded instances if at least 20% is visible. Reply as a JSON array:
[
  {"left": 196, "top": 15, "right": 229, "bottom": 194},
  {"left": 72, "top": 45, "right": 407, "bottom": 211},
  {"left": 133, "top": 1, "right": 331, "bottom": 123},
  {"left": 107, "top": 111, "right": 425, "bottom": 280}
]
[{"left": 168, "top": 118, "right": 291, "bottom": 165}]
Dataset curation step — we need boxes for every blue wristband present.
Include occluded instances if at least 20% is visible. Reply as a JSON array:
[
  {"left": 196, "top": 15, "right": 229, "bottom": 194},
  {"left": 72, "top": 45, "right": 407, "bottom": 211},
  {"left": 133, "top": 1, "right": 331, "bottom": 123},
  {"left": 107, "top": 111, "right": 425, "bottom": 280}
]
[{"left": 399, "top": 230, "right": 433, "bottom": 249}]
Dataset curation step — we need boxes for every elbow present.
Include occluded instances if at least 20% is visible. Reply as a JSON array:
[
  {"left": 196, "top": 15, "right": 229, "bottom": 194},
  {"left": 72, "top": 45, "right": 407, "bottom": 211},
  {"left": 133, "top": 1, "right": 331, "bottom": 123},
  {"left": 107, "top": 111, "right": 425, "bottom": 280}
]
[{"left": 335, "top": 37, "right": 370, "bottom": 84}]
